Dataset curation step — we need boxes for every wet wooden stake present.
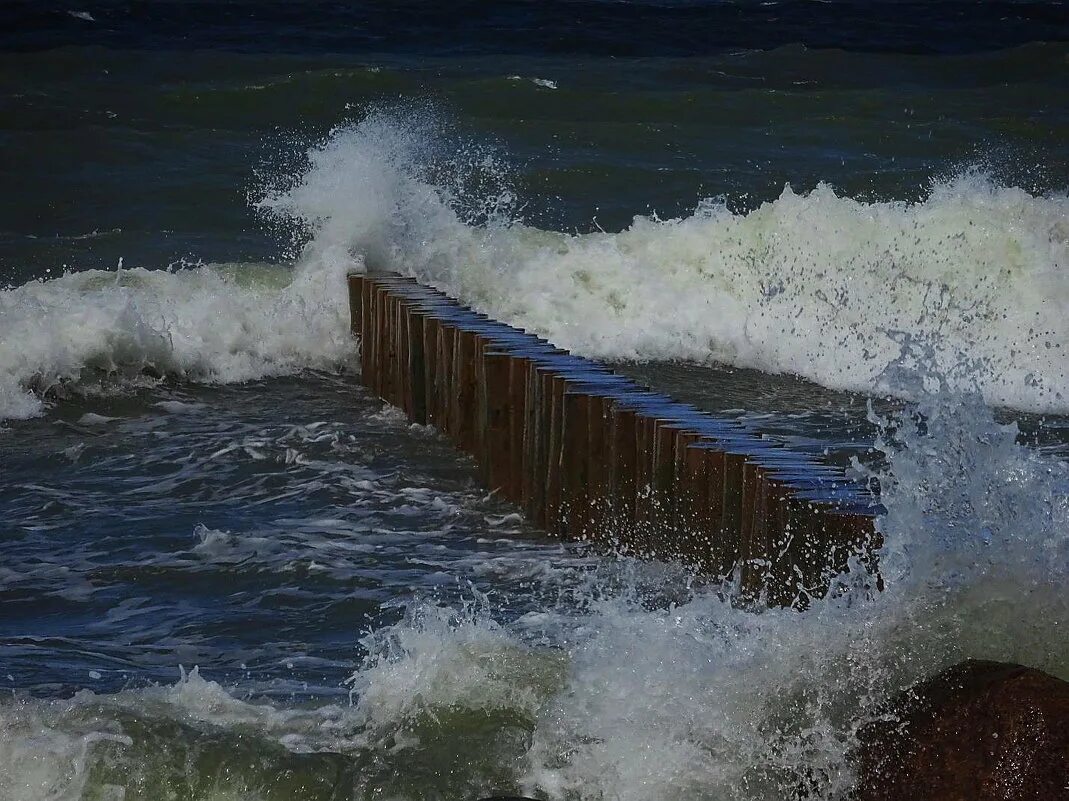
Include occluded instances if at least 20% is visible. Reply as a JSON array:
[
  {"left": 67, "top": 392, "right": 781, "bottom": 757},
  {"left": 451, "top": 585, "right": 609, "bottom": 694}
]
[
  {"left": 608, "top": 404, "right": 638, "bottom": 551},
  {"left": 544, "top": 374, "right": 566, "bottom": 535},
  {"left": 561, "top": 391, "right": 591, "bottom": 539},
  {"left": 670, "top": 429, "right": 702, "bottom": 562},
  {"left": 650, "top": 420, "right": 681, "bottom": 559},
  {"left": 507, "top": 356, "right": 530, "bottom": 505},
  {"left": 586, "top": 394, "right": 611, "bottom": 543},
  {"left": 422, "top": 316, "right": 440, "bottom": 427},
  {"left": 481, "top": 352, "right": 513, "bottom": 495},
  {"left": 453, "top": 329, "right": 478, "bottom": 454},
  {"left": 348, "top": 274, "right": 364, "bottom": 337},
  {"left": 633, "top": 413, "right": 658, "bottom": 557},
  {"left": 435, "top": 322, "right": 454, "bottom": 436},
  {"left": 681, "top": 442, "right": 712, "bottom": 570}
]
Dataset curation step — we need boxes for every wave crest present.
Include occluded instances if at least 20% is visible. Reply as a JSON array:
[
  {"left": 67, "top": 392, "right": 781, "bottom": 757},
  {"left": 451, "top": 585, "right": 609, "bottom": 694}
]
[
  {"left": 271, "top": 113, "right": 1068, "bottom": 412},
  {"left": 2, "top": 111, "right": 1066, "bottom": 420},
  {"left": 0, "top": 260, "right": 354, "bottom": 420}
]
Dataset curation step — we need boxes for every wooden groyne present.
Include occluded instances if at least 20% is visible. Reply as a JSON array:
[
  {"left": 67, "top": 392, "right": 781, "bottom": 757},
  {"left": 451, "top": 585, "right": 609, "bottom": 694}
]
[{"left": 348, "top": 272, "right": 882, "bottom": 605}]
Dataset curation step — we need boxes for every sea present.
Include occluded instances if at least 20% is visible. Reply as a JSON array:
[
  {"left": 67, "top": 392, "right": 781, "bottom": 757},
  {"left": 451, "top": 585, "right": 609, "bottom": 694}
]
[{"left": 1, "top": 2, "right": 1067, "bottom": 800}]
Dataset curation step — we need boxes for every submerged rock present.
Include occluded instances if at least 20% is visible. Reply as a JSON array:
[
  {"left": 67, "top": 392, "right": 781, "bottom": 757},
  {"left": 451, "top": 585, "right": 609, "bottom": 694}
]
[{"left": 855, "top": 659, "right": 1069, "bottom": 801}]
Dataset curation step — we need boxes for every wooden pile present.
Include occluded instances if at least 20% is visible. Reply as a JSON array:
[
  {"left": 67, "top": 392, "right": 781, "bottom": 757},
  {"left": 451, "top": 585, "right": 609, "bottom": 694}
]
[{"left": 348, "top": 272, "right": 882, "bottom": 605}]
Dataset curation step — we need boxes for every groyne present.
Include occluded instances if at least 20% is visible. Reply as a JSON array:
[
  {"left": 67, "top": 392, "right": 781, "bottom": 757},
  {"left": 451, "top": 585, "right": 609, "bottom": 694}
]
[{"left": 348, "top": 272, "right": 882, "bottom": 605}]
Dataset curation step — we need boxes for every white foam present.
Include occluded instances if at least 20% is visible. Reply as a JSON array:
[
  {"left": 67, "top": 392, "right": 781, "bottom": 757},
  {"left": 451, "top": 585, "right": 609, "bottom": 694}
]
[
  {"left": 76, "top": 412, "right": 120, "bottom": 425},
  {"left": 347, "top": 596, "right": 565, "bottom": 739},
  {"left": 267, "top": 113, "right": 1068, "bottom": 413},
  {"left": 0, "top": 700, "right": 131, "bottom": 801},
  {"left": 1, "top": 382, "right": 1065, "bottom": 799},
  {"left": 0, "top": 667, "right": 354, "bottom": 801},
  {"left": 340, "top": 380, "right": 1069, "bottom": 801},
  {"left": 0, "top": 260, "right": 356, "bottom": 420},
  {"left": 507, "top": 76, "right": 559, "bottom": 89},
  {"left": 4, "top": 112, "right": 1065, "bottom": 419},
  {"left": 153, "top": 399, "right": 205, "bottom": 414}
]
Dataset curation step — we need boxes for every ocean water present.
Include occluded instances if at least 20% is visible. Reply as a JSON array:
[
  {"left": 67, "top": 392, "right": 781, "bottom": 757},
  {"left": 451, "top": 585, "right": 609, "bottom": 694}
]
[{"left": 1, "top": 3, "right": 1068, "bottom": 800}]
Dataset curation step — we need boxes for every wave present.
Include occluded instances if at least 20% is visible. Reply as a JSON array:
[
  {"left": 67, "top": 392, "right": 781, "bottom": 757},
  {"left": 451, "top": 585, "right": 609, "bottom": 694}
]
[
  {"left": 3, "top": 385, "right": 1066, "bottom": 800},
  {"left": 0, "top": 260, "right": 353, "bottom": 420},
  {"left": 2, "top": 110, "right": 1066, "bottom": 421},
  {"left": 261, "top": 111, "right": 1069, "bottom": 414}
]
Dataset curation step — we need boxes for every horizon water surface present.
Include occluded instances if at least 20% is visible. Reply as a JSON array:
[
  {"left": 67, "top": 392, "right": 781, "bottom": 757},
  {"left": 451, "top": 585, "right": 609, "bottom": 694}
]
[{"left": 1, "top": 3, "right": 1068, "bottom": 800}]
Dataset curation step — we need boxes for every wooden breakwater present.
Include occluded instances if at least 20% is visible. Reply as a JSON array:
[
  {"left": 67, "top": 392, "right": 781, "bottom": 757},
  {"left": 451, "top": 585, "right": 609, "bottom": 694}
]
[{"left": 348, "top": 272, "right": 882, "bottom": 605}]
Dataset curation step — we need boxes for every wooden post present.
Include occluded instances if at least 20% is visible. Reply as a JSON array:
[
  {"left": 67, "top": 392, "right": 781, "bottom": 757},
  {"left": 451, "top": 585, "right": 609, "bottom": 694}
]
[
  {"left": 609, "top": 404, "right": 638, "bottom": 551},
  {"left": 521, "top": 361, "right": 544, "bottom": 522},
  {"left": 633, "top": 413, "right": 658, "bottom": 557},
  {"left": 680, "top": 442, "right": 712, "bottom": 570},
  {"left": 561, "top": 391, "right": 591, "bottom": 539},
  {"left": 422, "top": 316, "right": 439, "bottom": 427},
  {"left": 585, "top": 394, "right": 610, "bottom": 543},
  {"left": 544, "top": 374, "right": 566, "bottom": 535},
  {"left": 453, "top": 329, "right": 478, "bottom": 454},
  {"left": 507, "top": 356, "right": 529, "bottom": 505},
  {"left": 481, "top": 352, "right": 513, "bottom": 495},
  {"left": 347, "top": 274, "right": 364, "bottom": 337}
]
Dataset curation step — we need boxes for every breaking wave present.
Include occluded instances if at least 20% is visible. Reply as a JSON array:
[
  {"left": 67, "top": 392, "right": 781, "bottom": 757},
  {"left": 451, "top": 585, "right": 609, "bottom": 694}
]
[
  {"left": 0, "top": 260, "right": 353, "bottom": 420},
  {"left": 1, "top": 109, "right": 1066, "bottom": 419},
  {"left": 2, "top": 374, "right": 1066, "bottom": 800},
  {"left": 266, "top": 111, "right": 1069, "bottom": 414}
]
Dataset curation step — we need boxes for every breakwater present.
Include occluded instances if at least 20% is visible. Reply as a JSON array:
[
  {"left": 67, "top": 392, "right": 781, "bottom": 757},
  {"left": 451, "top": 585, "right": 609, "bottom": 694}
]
[{"left": 348, "top": 272, "right": 882, "bottom": 605}]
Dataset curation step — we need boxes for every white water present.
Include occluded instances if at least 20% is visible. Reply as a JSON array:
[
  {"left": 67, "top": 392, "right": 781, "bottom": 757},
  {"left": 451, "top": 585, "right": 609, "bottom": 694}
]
[
  {"left": 266, "top": 113, "right": 1069, "bottom": 414},
  {"left": 2, "top": 379, "right": 1066, "bottom": 800},
  {"left": 0, "top": 112, "right": 1066, "bottom": 420},
  {"left": 0, "top": 260, "right": 353, "bottom": 420},
  {"left": 2, "top": 111, "right": 1066, "bottom": 795}
]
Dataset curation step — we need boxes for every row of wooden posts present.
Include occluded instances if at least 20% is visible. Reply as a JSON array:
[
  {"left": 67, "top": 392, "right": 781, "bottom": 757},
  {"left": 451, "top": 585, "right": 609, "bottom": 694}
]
[{"left": 348, "top": 272, "right": 882, "bottom": 606}]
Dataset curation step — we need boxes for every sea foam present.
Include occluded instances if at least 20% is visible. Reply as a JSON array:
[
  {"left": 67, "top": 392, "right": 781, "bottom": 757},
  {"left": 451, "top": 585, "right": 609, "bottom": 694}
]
[
  {"left": 0, "top": 259, "right": 354, "bottom": 420},
  {"left": 266, "top": 113, "right": 1069, "bottom": 414},
  {"left": 2, "top": 111, "right": 1066, "bottom": 420},
  {"left": 3, "top": 378, "right": 1064, "bottom": 801}
]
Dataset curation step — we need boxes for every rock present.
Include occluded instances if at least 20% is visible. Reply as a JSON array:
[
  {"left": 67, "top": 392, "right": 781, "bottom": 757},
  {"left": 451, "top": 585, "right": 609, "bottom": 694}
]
[{"left": 854, "top": 659, "right": 1069, "bottom": 801}]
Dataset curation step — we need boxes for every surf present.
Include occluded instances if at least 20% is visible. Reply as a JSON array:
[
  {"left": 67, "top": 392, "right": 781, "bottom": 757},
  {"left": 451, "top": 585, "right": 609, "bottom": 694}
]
[
  {"left": 2, "top": 110, "right": 1066, "bottom": 422},
  {"left": 263, "top": 112, "right": 1069, "bottom": 414},
  {"left": 1, "top": 375, "right": 1065, "bottom": 801}
]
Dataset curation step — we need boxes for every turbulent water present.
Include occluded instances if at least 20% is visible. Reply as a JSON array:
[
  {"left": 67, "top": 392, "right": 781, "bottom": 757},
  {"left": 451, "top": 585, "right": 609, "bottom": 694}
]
[{"left": 2, "top": 3, "right": 1068, "bottom": 800}]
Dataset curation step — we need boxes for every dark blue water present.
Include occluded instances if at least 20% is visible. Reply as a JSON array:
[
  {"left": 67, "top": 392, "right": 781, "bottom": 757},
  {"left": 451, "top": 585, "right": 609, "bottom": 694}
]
[{"left": 5, "top": 1, "right": 1068, "bottom": 55}]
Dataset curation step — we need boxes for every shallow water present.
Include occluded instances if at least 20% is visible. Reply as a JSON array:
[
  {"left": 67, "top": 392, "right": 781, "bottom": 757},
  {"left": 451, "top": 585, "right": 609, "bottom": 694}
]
[
  {"left": 1, "top": 373, "right": 605, "bottom": 695},
  {"left": 3, "top": 369, "right": 1067, "bottom": 801}
]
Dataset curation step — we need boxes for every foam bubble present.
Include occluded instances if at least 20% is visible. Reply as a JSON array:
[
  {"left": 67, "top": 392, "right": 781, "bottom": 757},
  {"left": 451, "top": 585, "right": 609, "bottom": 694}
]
[
  {"left": 341, "top": 380, "right": 1068, "bottom": 801},
  {"left": 2, "top": 382, "right": 1065, "bottom": 800}
]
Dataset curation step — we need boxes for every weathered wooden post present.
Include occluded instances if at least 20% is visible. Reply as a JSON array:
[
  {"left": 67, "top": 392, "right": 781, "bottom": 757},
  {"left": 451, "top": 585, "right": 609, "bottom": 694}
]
[
  {"left": 608, "top": 403, "right": 638, "bottom": 550},
  {"left": 561, "top": 390, "right": 590, "bottom": 538},
  {"left": 481, "top": 351, "right": 513, "bottom": 495}
]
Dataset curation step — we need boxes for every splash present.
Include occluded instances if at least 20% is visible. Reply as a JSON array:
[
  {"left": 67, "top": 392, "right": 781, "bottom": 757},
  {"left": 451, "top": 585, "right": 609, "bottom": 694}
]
[
  {"left": 2, "top": 110, "right": 1065, "bottom": 420},
  {"left": 342, "top": 376, "right": 1066, "bottom": 801},
  {"left": 0, "top": 668, "right": 355, "bottom": 801},
  {"left": 268, "top": 112, "right": 1068, "bottom": 414},
  {"left": 6, "top": 371, "right": 1061, "bottom": 800},
  {"left": 347, "top": 593, "right": 565, "bottom": 738},
  {"left": 0, "top": 109, "right": 522, "bottom": 421},
  {"left": 0, "top": 259, "right": 355, "bottom": 420}
]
